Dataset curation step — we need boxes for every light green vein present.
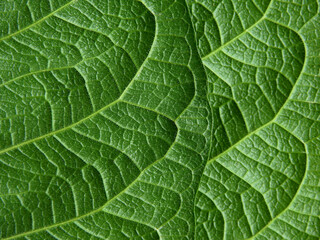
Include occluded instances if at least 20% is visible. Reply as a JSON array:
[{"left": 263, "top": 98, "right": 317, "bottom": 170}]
[
  {"left": 0, "top": 99, "right": 118, "bottom": 155},
  {"left": 206, "top": 32, "right": 307, "bottom": 166},
  {"left": 2, "top": 154, "right": 166, "bottom": 239},
  {"left": 0, "top": 12, "right": 157, "bottom": 155},
  {"left": 0, "top": 0, "right": 77, "bottom": 42},
  {"left": 205, "top": 30, "right": 308, "bottom": 240},
  {"left": 3, "top": 126, "right": 177, "bottom": 240},
  {"left": 201, "top": 0, "right": 273, "bottom": 61},
  {"left": 246, "top": 150, "right": 308, "bottom": 240}
]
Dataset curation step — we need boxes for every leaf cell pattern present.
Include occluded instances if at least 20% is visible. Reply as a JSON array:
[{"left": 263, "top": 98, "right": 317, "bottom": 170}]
[{"left": 0, "top": 0, "right": 319, "bottom": 239}]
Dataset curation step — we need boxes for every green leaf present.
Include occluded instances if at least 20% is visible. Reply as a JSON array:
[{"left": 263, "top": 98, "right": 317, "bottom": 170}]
[{"left": 0, "top": 0, "right": 319, "bottom": 239}]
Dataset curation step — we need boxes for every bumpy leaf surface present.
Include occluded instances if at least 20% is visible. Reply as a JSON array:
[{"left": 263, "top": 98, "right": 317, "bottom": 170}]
[{"left": 0, "top": 0, "right": 319, "bottom": 239}]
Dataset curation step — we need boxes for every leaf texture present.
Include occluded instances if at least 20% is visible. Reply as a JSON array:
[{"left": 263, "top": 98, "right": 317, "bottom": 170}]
[{"left": 0, "top": 0, "right": 319, "bottom": 239}]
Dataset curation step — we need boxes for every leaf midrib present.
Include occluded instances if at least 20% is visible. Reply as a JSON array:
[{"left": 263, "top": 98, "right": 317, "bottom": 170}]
[
  {"left": 200, "top": 0, "right": 273, "bottom": 160},
  {"left": 192, "top": 0, "right": 310, "bottom": 238},
  {"left": 0, "top": 0, "right": 274, "bottom": 156},
  {"left": 186, "top": 0, "right": 276, "bottom": 239},
  {"left": 1, "top": 0, "right": 310, "bottom": 239}
]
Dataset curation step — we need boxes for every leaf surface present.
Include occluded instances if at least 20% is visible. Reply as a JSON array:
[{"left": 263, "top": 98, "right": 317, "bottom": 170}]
[{"left": 0, "top": 0, "right": 319, "bottom": 239}]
